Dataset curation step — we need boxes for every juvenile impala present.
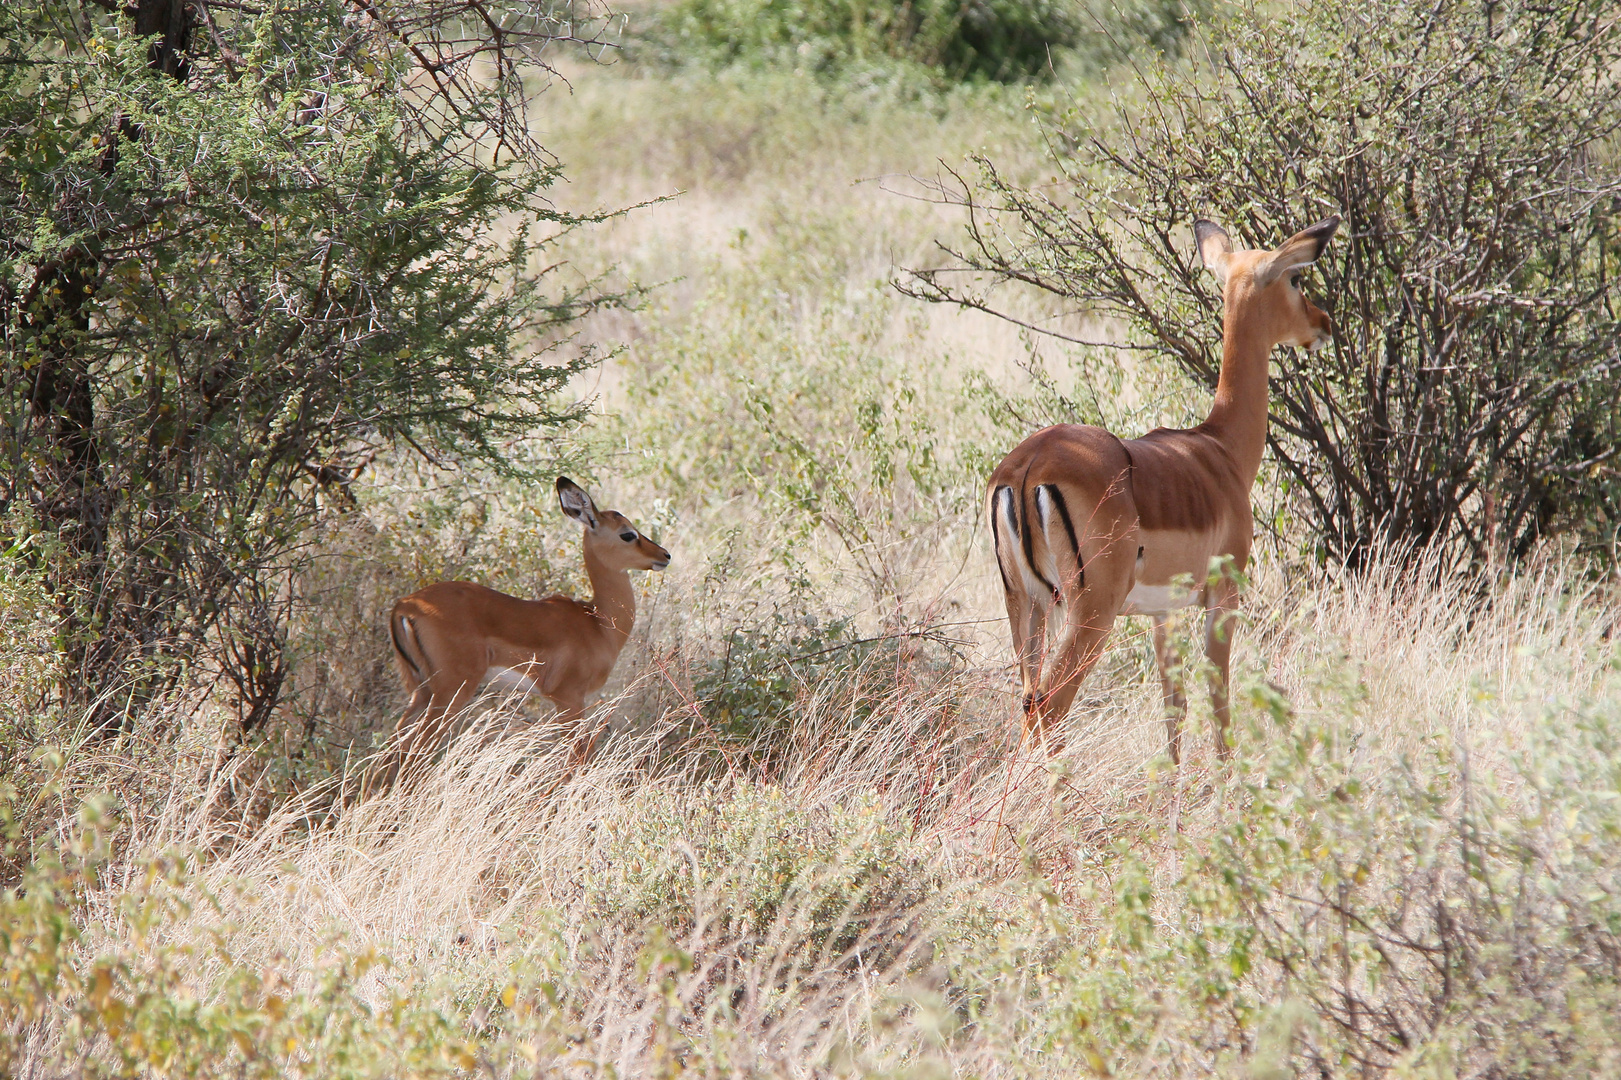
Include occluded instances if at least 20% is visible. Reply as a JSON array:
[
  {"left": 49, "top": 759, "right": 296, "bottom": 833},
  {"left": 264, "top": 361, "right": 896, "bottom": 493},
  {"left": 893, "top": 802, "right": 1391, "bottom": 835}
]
[
  {"left": 366, "top": 477, "right": 670, "bottom": 791},
  {"left": 990, "top": 215, "right": 1339, "bottom": 762}
]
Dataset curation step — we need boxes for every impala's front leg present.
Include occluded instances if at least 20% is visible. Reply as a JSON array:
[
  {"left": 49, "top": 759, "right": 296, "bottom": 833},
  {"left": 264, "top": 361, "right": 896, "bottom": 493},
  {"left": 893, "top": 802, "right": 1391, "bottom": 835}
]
[
  {"left": 1152, "top": 615, "right": 1189, "bottom": 765},
  {"left": 550, "top": 695, "right": 605, "bottom": 770},
  {"left": 1203, "top": 575, "right": 1241, "bottom": 760},
  {"left": 535, "top": 696, "right": 602, "bottom": 799}
]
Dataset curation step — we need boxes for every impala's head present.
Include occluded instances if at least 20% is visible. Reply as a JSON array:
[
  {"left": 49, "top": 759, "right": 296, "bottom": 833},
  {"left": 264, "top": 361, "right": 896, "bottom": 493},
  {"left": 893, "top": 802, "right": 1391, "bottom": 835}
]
[
  {"left": 557, "top": 477, "right": 671, "bottom": 572},
  {"left": 1196, "top": 215, "right": 1340, "bottom": 353}
]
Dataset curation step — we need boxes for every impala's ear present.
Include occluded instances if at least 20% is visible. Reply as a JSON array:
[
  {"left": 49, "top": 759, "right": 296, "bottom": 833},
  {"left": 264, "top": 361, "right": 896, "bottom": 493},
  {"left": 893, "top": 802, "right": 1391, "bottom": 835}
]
[
  {"left": 1255, "top": 215, "right": 1340, "bottom": 288},
  {"left": 1194, "top": 219, "right": 1233, "bottom": 286},
  {"left": 556, "top": 476, "right": 599, "bottom": 529}
]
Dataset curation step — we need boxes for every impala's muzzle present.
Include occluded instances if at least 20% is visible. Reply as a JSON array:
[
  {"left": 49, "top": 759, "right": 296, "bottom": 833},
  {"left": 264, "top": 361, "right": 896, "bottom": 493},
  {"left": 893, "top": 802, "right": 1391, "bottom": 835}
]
[{"left": 1305, "top": 305, "right": 1334, "bottom": 352}]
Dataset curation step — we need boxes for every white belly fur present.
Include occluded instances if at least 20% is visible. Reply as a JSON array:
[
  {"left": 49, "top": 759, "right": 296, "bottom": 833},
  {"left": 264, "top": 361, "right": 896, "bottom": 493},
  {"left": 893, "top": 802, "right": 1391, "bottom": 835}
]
[
  {"left": 485, "top": 665, "right": 543, "bottom": 696},
  {"left": 1120, "top": 582, "right": 1200, "bottom": 617}
]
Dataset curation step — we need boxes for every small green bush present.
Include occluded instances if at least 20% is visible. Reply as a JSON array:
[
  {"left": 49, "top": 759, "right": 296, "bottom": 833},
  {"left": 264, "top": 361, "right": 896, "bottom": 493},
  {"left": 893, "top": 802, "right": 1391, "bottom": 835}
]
[{"left": 695, "top": 608, "right": 873, "bottom": 740}]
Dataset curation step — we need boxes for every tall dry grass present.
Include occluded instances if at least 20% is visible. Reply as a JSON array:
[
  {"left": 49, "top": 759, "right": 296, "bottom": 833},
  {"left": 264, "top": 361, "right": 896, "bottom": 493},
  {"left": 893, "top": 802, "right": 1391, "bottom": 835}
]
[{"left": 8, "top": 540, "right": 1611, "bottom": 1076}]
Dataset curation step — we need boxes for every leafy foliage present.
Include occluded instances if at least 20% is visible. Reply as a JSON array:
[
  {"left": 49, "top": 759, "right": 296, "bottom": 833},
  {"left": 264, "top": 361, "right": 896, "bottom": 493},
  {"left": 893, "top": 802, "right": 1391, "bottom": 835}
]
[
  {"left": 0, "top": 0, "right": 626, "bottom": 730},
  {"left": 905, "top": 0, "right": 1621, "bottom": 570},
  {"left": 634, "top": 0, "right": 1083, "bottom": 82},
  {"left": 695, "top": 609, "right": 871, "bottom": 741},
  {"left": 1039, "top": 685, "right": 1621, "bottom": 1075}
]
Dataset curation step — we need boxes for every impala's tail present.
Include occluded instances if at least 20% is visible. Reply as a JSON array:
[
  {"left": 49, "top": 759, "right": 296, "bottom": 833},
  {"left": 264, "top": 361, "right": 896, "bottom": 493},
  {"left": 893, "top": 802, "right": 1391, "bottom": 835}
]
[
  {"left": 390, "top": 612, "right": 428, "bottom": 687},
  {"left": 990, "top": 480, "right": 1085, "bottom": 607}
]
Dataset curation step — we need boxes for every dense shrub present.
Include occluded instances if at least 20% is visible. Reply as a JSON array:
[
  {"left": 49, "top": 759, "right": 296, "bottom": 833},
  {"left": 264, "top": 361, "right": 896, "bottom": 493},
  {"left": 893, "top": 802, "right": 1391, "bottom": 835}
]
[
  {"left": 905, "top": 0, "right": 1621, "bottom": 570},
  {"left": 635, "top": 0, "right": 1083, "bottom": 82},
  {"left": 694, "top": 609, "right": 873, "bottom": 741}
]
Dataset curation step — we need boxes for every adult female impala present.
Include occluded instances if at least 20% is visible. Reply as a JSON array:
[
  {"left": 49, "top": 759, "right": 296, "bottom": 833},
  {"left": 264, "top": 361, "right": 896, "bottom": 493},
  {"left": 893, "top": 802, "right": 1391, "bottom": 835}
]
[
  {"left": 366, "top": 477, "right": 670, "bottom": 791},
  {"left": 990, "top": 215, "right": 1339, "bottom": 762}
]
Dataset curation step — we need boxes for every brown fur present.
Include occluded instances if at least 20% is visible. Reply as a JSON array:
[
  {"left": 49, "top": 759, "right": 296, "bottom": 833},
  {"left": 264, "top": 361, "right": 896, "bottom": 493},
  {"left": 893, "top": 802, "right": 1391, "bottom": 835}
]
[{"left": 990, "top": 216, "right": 1339, "bottom": 761}]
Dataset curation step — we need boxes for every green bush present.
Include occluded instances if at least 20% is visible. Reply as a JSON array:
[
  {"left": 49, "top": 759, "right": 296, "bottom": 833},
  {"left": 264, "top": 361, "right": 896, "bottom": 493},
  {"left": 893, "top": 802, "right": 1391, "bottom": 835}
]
[
  {"left": 635, "top": 0, "right": 1083, "bottom": 82},
  {"left": 993, "top": 684, "right": 1621, "bottom": 1075},
  {"left": 695, "top": 608, "right": 873, "bottom": 741},
  {"left": 1, "top": 0, "right": 627, "bottom": 733}
]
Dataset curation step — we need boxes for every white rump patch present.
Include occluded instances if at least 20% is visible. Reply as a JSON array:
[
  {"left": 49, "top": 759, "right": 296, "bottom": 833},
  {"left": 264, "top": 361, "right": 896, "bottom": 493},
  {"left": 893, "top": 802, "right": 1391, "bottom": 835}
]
[
  {"left": 1033, "top": 485, "right": 1064, "bottom": 594},
  {"left": 1121, "top": 582, "right": 1200, "bottom": 617},
  {"left": 485, "top": 665, "right": 543, "bottom": 697},
  {"left": 995, "top": 486, "right": 1053, "bottom": 606}
]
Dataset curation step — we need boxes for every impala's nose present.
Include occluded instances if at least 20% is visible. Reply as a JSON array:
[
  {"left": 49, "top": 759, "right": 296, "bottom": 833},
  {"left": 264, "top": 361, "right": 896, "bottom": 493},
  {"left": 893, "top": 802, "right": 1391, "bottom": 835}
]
[{"left": 1305, "top": 307, "right": 1333, "bottom": 352}]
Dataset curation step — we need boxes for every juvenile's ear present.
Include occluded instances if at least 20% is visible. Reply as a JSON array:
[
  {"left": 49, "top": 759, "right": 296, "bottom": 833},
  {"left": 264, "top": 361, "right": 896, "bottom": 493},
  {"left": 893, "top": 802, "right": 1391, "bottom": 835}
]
[
  {"left": 1255, "top": 215, "right": 1340, "bottom": 288},
  {"left": 556, "top": 476, "right": 599, "bottom": 528},
  {"left": 1194, "top": 219, "right": 1233, "bottom": 287}
]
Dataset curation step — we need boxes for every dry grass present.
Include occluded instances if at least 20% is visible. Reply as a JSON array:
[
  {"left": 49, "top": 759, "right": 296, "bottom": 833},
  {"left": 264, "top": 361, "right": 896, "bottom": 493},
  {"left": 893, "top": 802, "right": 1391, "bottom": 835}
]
[{"left": 8, "top": 538, "right": 1612, "bottom": 1075}]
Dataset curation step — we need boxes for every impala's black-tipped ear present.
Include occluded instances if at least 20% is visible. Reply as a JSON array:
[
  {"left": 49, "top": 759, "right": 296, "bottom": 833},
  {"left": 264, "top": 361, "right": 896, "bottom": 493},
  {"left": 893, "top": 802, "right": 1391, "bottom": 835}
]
[
  {"left": 1194, "top": 219, "right": 1233, "bottom": 286},
  {"left": 556, "top": 476, "right": 599, "bottom": 529},
  {"left": 1256, "top": 215, "right": 1341, "bottom": 287}
]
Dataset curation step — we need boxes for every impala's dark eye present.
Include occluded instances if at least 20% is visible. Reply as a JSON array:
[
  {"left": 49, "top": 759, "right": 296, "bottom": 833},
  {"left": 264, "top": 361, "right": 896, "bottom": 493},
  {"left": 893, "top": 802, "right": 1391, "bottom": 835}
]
[
  {"left": 1290, "top": 273, "right": 1302, "bottom": 289},
  {"left": 619, "top": 531, "right": 637, "bottom": 542}
]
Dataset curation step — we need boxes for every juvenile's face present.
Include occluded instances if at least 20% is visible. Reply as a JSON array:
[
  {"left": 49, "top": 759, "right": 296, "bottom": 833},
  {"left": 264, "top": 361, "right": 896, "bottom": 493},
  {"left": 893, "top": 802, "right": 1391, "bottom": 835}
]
[{"left": 589, "top": 509, "right": 671, "bottom": 572}]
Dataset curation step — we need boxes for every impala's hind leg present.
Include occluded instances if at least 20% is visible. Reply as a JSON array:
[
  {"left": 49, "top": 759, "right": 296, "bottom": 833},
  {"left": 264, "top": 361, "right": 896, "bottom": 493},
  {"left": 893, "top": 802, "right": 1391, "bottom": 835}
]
[
  {"left": 367, "top": 682, "right": 475, "bottom": 796},
  {"left": 1153, "top": 615, "right": 1189, "bottom": 764},
  {"left": 1027, "top": 530, "right": 1134, "bottom": 751},
  {"left": 991, "top": 484, "right": 1051, "bottom": 723},
  {"left": 366, "top": 613, "right": 485, "bottom": 796},
  {"left": 1027, "top": 597, "right": 1117, "bottom": 750},
  {"left": 1007, "top": 591, "right": 1049, "bottom": 718}
]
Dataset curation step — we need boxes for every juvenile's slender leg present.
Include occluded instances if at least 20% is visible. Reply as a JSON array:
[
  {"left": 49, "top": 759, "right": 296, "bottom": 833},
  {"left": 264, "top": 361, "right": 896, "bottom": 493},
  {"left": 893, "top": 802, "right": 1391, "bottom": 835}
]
[
  {"left": 397, "top": 683, "right": 475, "bottom": 783},
  {"left": 1152, "top": 615, "right": 1189, "bottom": 764},
  {"left": 533, "top": 697, "right": 598, "bottom": 798},
  {"left": 554, "top": 698, "right": 601, "bottom": 768}
]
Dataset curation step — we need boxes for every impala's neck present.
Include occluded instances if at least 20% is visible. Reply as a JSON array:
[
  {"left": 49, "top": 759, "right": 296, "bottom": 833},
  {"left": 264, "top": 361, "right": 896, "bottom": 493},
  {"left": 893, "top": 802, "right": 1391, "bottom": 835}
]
[
  {"left": 1201, "top": 307, "right": 1273, "bottom": 487},
  {"left": 582, "top": 545, "right": 636, "bottom": 650}
]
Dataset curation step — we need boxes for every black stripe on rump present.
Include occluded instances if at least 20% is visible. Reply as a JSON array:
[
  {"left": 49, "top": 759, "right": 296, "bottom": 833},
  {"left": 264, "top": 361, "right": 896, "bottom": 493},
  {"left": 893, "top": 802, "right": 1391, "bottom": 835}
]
[
  {"left": 1040, "top": 483, "right": 1084, "bottom": 592},
  {"left": 990, "top": 487, "right": 1014, "bottom": 593},
  {"left": 391, "top": 615, "right": 425, "bottom": 682},
  {"left": 1019, "top": 479, "right": 1058, "bottom": 597}
]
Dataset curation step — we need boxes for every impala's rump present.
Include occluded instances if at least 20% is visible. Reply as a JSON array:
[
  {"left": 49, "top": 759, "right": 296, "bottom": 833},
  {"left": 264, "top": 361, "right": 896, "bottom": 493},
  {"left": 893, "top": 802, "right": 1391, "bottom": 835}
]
[{"left": 989, "top": 425, "right": 1136, "bottom": 609}]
